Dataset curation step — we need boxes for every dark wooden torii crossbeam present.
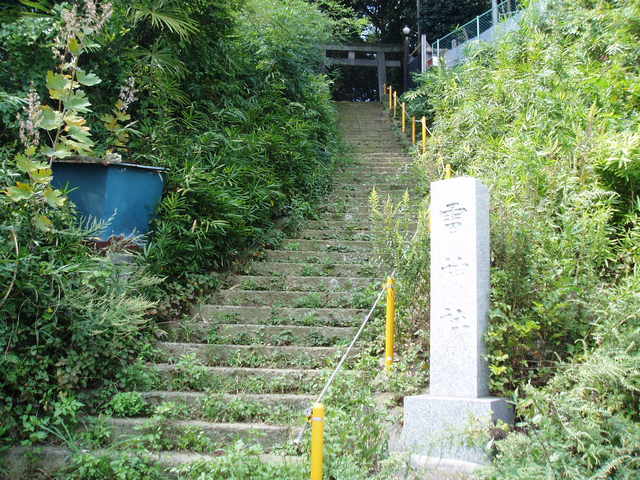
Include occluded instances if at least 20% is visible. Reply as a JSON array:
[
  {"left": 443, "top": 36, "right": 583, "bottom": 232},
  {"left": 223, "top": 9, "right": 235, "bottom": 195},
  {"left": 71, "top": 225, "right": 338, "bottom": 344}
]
[{"left": 321, "top": 44, "right": 404, "bottom": 102}]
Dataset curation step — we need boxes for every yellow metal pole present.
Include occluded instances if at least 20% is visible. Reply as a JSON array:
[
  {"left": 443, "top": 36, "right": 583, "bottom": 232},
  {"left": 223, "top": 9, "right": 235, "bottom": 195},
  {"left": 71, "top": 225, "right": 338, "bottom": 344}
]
[
  {"left": 385, "top": 276, "right": 396, "bottom": 371},
  {"left": 388, "top": 86, "right": 393, "bottom": 111},
  {"left": 401, "top": 103, "right": 406, "bottom": 133},
  {"left": 445, "top": 164, "right": 453, "bottom": 179},
  {"left": 411, "top": 116, "right": 416, "bottom": 144},
  {"left": 310, "top": 403, "right": 325, "bottom": 480},
  {"left": 421, "top": 116, "right": 427, "bottom": 154},
  {"left": 393, "top": 91, "right": 398, "bottom": 118}
]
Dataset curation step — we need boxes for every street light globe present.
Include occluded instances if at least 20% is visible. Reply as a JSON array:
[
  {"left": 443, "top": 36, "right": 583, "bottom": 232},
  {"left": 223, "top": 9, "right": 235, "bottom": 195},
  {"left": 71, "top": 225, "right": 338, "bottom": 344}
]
[{"left": 402, "top": 26, "right": 411, "bottom": 36}]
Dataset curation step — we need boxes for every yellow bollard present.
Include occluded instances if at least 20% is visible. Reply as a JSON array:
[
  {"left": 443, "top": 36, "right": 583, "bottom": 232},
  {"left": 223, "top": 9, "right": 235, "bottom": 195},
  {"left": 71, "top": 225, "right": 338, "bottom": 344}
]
[
  {"left": 310, "top": 403, "right": 325, "bottom": 480},
  {"left": 388, "top": 86, "right": 393, "bottom": 111},
  {"left": 385, "top": 277, "right": 396, "bottom": 371},
  {"left": 445, "top": 163, "right": 453, "bottom": 179},
  {"left": 393, "top": 91, "right": 397, "bottom": 118},
  {"left": 411, "top": 116, "right": 416, "bottom": 144},
  {"left": 421, "top": 116, "right": 427, "bottom": 154},
  {"left": 401, "top": 103, "right": 406, "bottom": 133}
]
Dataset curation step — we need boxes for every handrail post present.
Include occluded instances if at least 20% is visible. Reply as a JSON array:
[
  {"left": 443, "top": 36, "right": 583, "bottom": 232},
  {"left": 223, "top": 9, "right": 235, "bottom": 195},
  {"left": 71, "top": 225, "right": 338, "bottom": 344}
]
[
  {"left": 401, "top": 102, "right": 406, "bottom": 133},
  {"left": 388, "top": 86, "right": 393, "bottom": 111},
  {"left": 385, "top": 277, "right": 396, "bottom": 371},
  {"left": 421, "top": 116, "right": 427, "bottom": 154},
  {"left": 393, "top": 90, "right": 398, "bottom": 118},
  {"left": 310, "top": 403, "right": 325, "bottom": 480},
  {"left": 411, "top": 116, "right": 416, "bottom": 144}
]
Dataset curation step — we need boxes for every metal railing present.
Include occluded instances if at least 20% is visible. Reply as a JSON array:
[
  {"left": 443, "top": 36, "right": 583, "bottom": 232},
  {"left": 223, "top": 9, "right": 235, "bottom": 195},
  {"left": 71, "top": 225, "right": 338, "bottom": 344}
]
[{"left": 432, "top": 0, "right": 521, "bottom": 57}]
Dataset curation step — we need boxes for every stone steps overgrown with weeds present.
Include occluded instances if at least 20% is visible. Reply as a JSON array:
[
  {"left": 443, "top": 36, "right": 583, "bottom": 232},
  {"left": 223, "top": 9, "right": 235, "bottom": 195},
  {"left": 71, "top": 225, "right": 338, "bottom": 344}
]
[
  {"left": 10, "top": 101, "right": 417, "bottom": 476},
  {"left": 132, "top": 102, "right": 409, "bottom": 463},
  {"left": 195, "top": 305, "right": 367, "bottom": 326}
]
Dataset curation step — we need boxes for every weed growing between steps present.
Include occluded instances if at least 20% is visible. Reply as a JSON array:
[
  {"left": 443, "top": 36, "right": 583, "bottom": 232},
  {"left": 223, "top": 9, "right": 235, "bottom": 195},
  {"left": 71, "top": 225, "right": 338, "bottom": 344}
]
[{"left": 39, "top": 354, "right": 403, "bottom": 479}]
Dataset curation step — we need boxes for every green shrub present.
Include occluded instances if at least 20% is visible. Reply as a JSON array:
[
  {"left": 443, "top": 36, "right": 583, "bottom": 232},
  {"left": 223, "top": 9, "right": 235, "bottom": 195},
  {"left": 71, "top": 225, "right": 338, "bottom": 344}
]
[
  {"left": 389, "top": 0, "right": 640, "bottom": 476},
  {"left": 106, "top": 392, "right": 150, "bottom": 417},
  {"left": 485, "top": 273, "right": 640, "bottom": 479},
  {"left": 0, "top": 0, "right": 345, "bottom": 325},
  {"left": 0, "top": 140, "right": 156, "bottom": 444},
  {"left": 399, "top": 0, "right": 640, "bottom": 396},
  {"left": 64, "top": 453, "right": 164, "bottom": 480}
]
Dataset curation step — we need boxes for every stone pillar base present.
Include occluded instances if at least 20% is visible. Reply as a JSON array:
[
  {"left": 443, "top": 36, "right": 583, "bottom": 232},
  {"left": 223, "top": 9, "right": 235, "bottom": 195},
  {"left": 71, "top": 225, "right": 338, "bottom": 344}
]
[{"left": 402, "top": 395, "right": 513, "bottom": 464}]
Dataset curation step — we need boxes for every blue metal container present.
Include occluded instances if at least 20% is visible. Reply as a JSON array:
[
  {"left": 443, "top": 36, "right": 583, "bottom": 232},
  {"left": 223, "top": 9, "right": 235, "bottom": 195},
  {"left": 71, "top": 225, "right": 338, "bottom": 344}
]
[{"left": 52, "top": 160, "right": 166, "bottom": 242}]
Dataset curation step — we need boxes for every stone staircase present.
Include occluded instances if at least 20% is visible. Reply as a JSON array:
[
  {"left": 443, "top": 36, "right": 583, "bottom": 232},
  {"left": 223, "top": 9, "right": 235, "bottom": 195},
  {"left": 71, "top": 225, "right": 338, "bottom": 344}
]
[{"left": 4, "top": 101, "right": 418, "bottom": 477}]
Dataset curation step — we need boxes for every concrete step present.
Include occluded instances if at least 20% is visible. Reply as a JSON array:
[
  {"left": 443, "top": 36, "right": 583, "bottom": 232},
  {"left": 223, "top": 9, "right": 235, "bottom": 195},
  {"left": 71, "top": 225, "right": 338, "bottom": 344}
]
[
  {"left": 195, "top": 305, "right": 367, "bottom": 327},
  {"left": 318, "top": 203, "right": 417, "bottom": 216},
  {"left": 337, "top": 176, "right": 413, "bottom": 186},
  {"left": 318, "top": 204, "right": 372, "bottom": 215},
  {"left": 158, "top": 342, "right": 357, "bottom": 369},
  {"left": 210, "top": 324, "right": 356, "bottom": 346},
  {"left": 346, "top": 161, "right": 412, "bottom": 165},
  {"left": 335, "top": 183, "right": 414, "bottom": 191},
  {"left": 263, "top": 249, "right": 375, "bottom": 264},
  {"left": 350, "top": 145, "right": 406, "bottom": 155},
  {"left": 350, "top": 159, "right": 412, "bottom": 164},
  {"left": 140, "top": 391, "right": 312, "bottom": 411},
  {"left": 83, "top": 417, "right": 300, "bottom": 451},
  {"left": 210, "top": 289, "right": 374, "bottom": 308},
  {"left": 154, "top": 364, "right": 338, "bottom": 394},
  {"left": 341, "top": 169, "right": 412, "bottom": 176},
  {"left": 304, "top": 220, "right": 372, "bottom": 230},
  {"left": 281, "top": 239, "right": 374, "bottom": 253},
  {"left": 2, "top": 446, "right": 302, "bottom": 479},
  {"left": 243, "top": 261, "right": 379, "bottom": 277},
  {"left": 332, "top": 192, "right": 420, "bottom": 202},
  {"left": 353, "top": 152, "right": 413, "bottom": 157},
  {"left": 134, "top": 391, "right": 311, "bottom": 424},
  {"left": 164, "top": 319, "right": 357, "bottom": 346},
  {"left": 316, "top": 211, "right": 374, "bottom": 221},
  {"left": 346, "top": 163, "right": 411, "bottom": 169},
  {"left": 225, "top": 275, "right": 377, "bottom": 292},
  {"left": 297, "top": 229, "right": 374, "bottom": 241}
]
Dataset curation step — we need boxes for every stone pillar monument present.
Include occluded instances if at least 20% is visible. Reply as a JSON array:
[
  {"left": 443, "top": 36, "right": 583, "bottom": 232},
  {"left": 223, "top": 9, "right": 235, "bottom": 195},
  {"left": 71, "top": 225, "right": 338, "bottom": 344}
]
[{"left": 402, "top": 176, "right": 513, "bottom": 467}]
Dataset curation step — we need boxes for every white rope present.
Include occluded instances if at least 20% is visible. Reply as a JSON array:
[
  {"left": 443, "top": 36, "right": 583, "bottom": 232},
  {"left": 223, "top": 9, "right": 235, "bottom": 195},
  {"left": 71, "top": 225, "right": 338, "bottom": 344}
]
[
  {"left": 293, "top": 220, "right": 424, "bottom": 444},
  {"left": 293, "top": 276, "right": 390, "bottom": 444},
  {"left": 314, "top": 272, "right": 392, "bottom": 405}
]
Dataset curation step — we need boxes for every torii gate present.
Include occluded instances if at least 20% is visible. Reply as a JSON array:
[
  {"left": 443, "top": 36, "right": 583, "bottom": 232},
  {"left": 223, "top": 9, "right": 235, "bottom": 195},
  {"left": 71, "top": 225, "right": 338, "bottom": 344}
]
[{"left": 321, "top": 44, "right": 404, "bottom": 102}]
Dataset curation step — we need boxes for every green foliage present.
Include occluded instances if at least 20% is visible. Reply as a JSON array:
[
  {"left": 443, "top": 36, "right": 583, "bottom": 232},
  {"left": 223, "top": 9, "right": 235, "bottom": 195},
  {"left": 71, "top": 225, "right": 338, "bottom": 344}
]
[
  {"left": 402, "top": 0, "right": 640, "bottom": 395},
  {"left": 0, "top": 0, "right": 346, "bottom": 445},
  {"left": 64, "top": 452, "right": 164, "bottom": 480},
  {"left": 0, "top": 145, "right": 156, "bottom": 444},
  {"left": 106, "top": 392, "right": 150, "bottom": 417},
  {"left": 1, "top": 0, "right": 344, "bottom": 321},
  {"left": 394, "top": 0, "right": 640, "bottom": 476},
  {"left": 485, "top": 273, "right": 640, "bottom": 479}
]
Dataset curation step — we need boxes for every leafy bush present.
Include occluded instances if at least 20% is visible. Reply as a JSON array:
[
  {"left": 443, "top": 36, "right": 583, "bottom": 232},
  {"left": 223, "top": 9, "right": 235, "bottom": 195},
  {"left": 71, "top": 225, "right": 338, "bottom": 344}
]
[
  {"left": 0, "top": 145, "right": 156, "bottom": 443},
  {"left": 392, "top": 0, "right": 640, "bottom": 476},
  {"left": 401, "top": 0, "right": 640, "bottom": 395},
  {"left": 485, "top": 274, "right": 640, "bottom": 478},
  {"left": 141, "top": 0, "right": 342, "bottom": 281},
  {"left": 106, "top": 392, "right": 149, "bottom": 417},
  {"left": 1, "top": 0, "right": 344, "bottom": 322}
]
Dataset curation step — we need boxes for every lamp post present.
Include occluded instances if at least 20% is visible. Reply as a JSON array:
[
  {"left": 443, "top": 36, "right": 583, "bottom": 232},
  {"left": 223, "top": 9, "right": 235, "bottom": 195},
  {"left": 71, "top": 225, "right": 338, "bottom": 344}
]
[{"left": 402, "top": 25, "right": 410, "bottom": 92}]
